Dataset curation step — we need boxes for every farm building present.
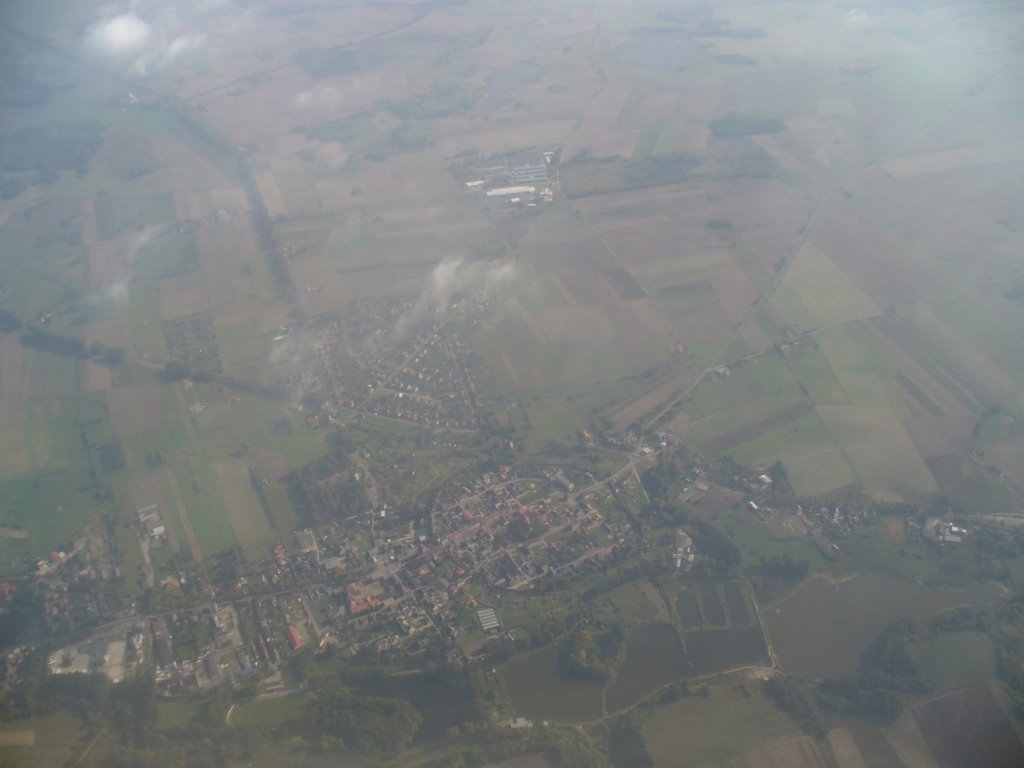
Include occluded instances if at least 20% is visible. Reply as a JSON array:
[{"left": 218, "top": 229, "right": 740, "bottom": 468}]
[{"left": 477, "top": 608, "right": 500, "bottom": 632}]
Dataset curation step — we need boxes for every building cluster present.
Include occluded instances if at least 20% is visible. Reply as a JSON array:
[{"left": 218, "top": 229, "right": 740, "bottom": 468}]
[
  {"left": 48, "top": 624, "right": 145, "bottom": 685},
  {"left": 922, "top": 518, "right": 967, "bottom": 544},
  {"left": 284, "top": 297, "right": 492, "bottom": 431},
  {"left": 460, "top": 149, "right": 557, "bottom": 207}
]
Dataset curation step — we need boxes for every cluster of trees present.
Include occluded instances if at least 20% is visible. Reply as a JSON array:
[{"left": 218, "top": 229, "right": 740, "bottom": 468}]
[
  {"left": 607, "top": 715, "right": 654, "bottom": 768},
  {"left": 745, "top": 554, "right": 810, "bottom": 602},
  {"left": 0, "top": 120, "right": 106, "bottom": 179},
  {"left": 560, "top": 620, "right": 626, "bottom": 682},
  {"left": 304, "top": 686, "right": 422, "bottom": 755},
  {"left": 19, "top": 327, "right": 85, "bottom": 357},
  {"left": 766, "top": 619, "right": 934, "bottom": 734},
  {"left": 689, "top": 518, "right": 742, "bottom": 578},
  {"left": 18, "top": 330, "right": 126, "bottom": 366},
  {"left": 763, "top": 677, "right": 826, "bottom": 738},
  {"left": 284, "top": 445, "right": 370, "bottom": 528}
]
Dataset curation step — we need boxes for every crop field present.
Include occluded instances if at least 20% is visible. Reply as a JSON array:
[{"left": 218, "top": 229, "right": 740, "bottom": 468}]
[
  {"left": 817, "top": 405, "right": 939, "bottom": 500},
  {"left": 912, "top": 686, "right": 1024, "bottom": 768},
  {"left": 765, "top": 573, "right": 1003, "bottom": 680},
  {"left": 642, "top": 681, "right": 800, "bottom": 768}
]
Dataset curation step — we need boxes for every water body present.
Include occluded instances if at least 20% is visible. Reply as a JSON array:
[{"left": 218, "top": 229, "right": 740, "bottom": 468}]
[
  {"left": 765, "top": 571, "right": 1004, "bottom": 679},
  {"left": 724, "top": 581, "right": 752, "bottom": 626},
  {"left": 606, "top": 623, "right": 688, "bottom": 712},
  {"left": 484, "top": 61, "right": 544, "bottom": 109},
  {"left": 685, "top": 627, "right": 769, "bottom": 676},
  {"left": 612, "top": 36, "right": 706, "bottom": 70},
  {"left": 676, "top": 588, "right": 704, "bottom": 628},
  {"left": 502, "top": 643, "right": 603, "bottom": 722},
  {"left": 699, "top": 582, "right": 727, "bottom": 626}
]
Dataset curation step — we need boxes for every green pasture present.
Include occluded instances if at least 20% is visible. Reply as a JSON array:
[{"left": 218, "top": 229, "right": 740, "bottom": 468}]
[
  {"left": 814, "top": 324, "right": 909, "bottom": 414},
  {"left": 0, "top": 710, "right": 86, "bottom": 768},
  {"left": 911, "top": 631, "right": 996, "bottom": 693},
  {"left": 727, "top": 409, "right": 832, "bottom": 463},
  {"left": 783, "top": 343, "right": 850, "bottom": 405},
  {"left": 759, "top": 438, "right": 859, "bottom": 498},
  {"left": 230, "top": 695, "right": 305, "bottom": 727}
]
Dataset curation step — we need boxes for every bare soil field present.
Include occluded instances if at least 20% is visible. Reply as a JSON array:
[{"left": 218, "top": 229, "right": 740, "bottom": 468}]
[
  {"left": 0, "top": 730, "right": 34, "bottom": 747},
  {"left": 826, "top": 728, "right": 867, "bottom": 768}
]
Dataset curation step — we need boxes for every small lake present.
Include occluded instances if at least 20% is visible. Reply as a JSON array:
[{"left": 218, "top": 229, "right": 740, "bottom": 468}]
[
  {"left": 612, "top": 36, "right": 706, "bottom": 70},
  {"left": 502, "top": 643, "right": 603, "bottom": 722},
  {"left": 605, "top": 623, "right": 688, "bottom": 712},
  {"left": 765, "top": 571, "right": 1004, "bottom": 679}
]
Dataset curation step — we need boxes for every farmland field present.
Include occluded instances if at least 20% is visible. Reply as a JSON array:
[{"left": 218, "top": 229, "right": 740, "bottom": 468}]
[
  {"left": 642, "top": 682, "right": 801, "bottom": 767},
  {"left": 765, "top": 573, "right": 1003, "bottom": 679},
  {"left": 913, "top": 686, "right": 1024, "bottom": 768},
  {"left": 1, "top": 0, "right": 1023, "bottom": 763}
]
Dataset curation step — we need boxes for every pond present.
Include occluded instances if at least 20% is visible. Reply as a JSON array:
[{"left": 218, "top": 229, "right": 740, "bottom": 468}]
[
  {"left": 765, "top": 571, "right": 1003, "bottom": 679},
  {"left": 724, "top": 582, "right": 751, "bottom": 626},
  {"left": 612, "top": 36, "right": 706, "bottom": 70},
  {"left": 699, "top": 582, "right": 726, "bottom": 626},
  {"left": 605, "top": 623, "right": 688, "bottom": 712},
  {"left": 685, "top": 628, "right": 769, "bottom": 676},
  {"left": 676, "top": 588, "right": 704, "bottom": 628},
  {"left": 502, "top": 643, "right": 603, "bottom": 722}
]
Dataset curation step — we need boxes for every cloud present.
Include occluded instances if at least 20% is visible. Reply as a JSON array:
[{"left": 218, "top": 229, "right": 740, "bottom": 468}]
[
  {"left": 392, "top": 257, "right": 517, "bottom": 340},
  {"left": 160, "top": 33, "right": 206, "bottom": 66},
  {"left": 87, "top": 14, "right": 153, "bottom": 56},
  {"left": 88, "top": 226, "right": 158, "bottom": 307},
  {"left": 295, "top": 84, "right": 346, "bottom": 112},
  {"left": 84, "top": 9, "right": 208, "bottom": 75}
]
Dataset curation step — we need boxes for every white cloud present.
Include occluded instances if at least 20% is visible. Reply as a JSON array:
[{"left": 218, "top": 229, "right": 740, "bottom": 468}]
[
  {"left": 84, "top": 9, "right": 208, "bottom": 76},
  {"left": 87, "top": 14, "right": 153, "bottom": 57},
  {"left": 295, "top": 84, "right": 345, "bottom": 112},
  {"left": 392, "top": 257, "right": 517, "bottom": 340}
]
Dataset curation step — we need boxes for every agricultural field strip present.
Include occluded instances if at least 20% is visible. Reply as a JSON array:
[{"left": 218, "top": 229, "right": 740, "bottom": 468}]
[{"left": 637, "top": 51, "right": 1017, "bottom": 431}]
